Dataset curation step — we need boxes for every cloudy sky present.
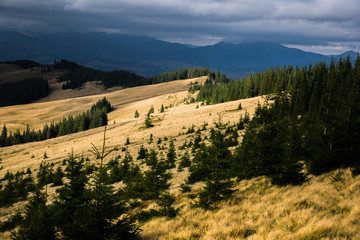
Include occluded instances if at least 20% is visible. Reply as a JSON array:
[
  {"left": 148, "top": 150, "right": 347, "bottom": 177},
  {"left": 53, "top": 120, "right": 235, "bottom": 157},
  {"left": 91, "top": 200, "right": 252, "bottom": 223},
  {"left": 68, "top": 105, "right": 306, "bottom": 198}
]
[{"left": 1, "top": 0, "right": 359, "bottom": 54}]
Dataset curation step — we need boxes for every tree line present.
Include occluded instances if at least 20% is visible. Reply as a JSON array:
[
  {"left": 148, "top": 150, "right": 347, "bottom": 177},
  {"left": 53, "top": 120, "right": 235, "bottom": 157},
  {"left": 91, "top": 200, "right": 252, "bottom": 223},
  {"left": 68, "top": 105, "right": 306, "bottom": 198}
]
[
  {"left": 0, "top": 97, "right": 113, "bottom": 147},
  {"left": 150, "top": 67, "right": 211, "bottom": 84},
  {"left": 55, "top": 59, "right": 211, "bottom": 89},
  {"left": 194, "top": 56, "right": 360, "bottom": 179},
  {"left": 0, "top": 60, "right": 41, "bottom": 69},
  {"left": 0, "top": 77, "right": 50, "bottom": 107},
  {"left": 55, "top": 60, "right": 150, "bottom": 89}
]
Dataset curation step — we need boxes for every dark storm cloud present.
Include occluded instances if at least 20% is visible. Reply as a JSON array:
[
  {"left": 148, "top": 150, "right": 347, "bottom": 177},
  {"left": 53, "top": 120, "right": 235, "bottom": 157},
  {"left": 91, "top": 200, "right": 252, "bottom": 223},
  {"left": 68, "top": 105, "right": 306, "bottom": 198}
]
[{"left": 1, "top": 0, "right": 359, "bottom": 53}]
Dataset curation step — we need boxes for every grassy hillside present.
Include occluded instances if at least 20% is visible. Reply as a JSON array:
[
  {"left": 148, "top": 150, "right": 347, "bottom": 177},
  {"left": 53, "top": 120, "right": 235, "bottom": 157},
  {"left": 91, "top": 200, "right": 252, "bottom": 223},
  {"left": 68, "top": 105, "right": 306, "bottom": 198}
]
[
  {"left": 141, "top": 168, "right": 360, "bottom": 239},
  {"left": 1, "top": 74, "right": 359, "bottom": 239}
]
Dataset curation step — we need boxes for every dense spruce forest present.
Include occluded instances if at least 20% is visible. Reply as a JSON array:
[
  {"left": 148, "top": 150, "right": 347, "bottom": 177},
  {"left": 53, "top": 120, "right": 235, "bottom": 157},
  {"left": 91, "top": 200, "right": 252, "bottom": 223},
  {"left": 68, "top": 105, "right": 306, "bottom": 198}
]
[
  {"left": 0, "top": 77, "right": 50, "bottom": 107},
  {"left": 0, "top": 97, "right": 113, "bottom": 147},
  {"left": 195, "top": 56, "right": 360, "bottom": 177}
]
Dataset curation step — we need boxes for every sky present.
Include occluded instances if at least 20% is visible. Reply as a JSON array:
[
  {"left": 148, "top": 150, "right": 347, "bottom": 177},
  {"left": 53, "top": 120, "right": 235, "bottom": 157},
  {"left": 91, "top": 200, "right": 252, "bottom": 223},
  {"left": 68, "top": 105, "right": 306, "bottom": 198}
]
[{"left": 1, "top": 0, "right": 359, "bottom": 55}]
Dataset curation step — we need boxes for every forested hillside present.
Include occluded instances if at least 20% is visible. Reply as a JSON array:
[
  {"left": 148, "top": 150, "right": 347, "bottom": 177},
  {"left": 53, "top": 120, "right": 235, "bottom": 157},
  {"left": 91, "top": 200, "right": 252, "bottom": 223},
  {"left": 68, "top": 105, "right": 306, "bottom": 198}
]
[
  {"left": 0, "top": 98, "right": 113, "bottom": 147},
  {"left": 0, "top": 77, "right": 50, "bottom": 107},
  {"left": 55, "top": 59, "right": 210, "bottom": 89},
  {"left": 195, "top": 56, "right": 360, "bottom": 178}
]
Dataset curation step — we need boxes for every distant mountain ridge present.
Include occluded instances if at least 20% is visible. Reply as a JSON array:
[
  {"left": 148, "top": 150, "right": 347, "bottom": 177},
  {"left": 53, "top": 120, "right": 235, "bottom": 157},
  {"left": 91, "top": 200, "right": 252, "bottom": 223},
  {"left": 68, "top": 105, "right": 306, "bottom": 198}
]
[{"left": 0, "top": 31, "right": 357, "bottom": 78}]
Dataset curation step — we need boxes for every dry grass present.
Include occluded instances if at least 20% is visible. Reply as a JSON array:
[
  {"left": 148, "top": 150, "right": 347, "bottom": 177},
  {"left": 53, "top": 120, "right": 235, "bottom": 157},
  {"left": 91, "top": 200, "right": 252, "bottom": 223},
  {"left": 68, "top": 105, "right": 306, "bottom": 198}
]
[
  {"left": 141, "top": 169, "right": 360, "bottom": 240},
  {"left": 1, "top": 78, "right": 358, "bottom": 239}
]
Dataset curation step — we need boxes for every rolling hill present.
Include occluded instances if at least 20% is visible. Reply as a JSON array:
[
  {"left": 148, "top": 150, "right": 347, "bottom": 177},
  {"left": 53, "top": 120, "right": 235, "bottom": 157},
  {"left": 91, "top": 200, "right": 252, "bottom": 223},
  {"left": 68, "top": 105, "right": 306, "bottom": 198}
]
[{"left": 0, "top": 76, "right": 359, "bottom": 239}]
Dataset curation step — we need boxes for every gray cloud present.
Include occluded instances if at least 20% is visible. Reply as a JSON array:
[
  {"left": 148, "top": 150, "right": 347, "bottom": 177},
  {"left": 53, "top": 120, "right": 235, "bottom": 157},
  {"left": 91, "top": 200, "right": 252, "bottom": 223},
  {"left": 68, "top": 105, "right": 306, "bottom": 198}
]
[{"left": 1, "top": 0, "right": 359, "bottom": 53}]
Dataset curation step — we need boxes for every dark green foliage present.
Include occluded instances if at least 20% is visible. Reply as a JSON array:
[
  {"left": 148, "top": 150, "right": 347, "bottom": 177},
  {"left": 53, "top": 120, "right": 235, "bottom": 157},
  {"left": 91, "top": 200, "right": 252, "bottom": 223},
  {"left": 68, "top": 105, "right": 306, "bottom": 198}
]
[
  {"left": 87, "top": 140, "right": 140, "bottom": 240},
  {"left": 0, "top": 171, "right": 35, "bottom": 207},
  {"left": 235, "top": 95, "right": 306, "bottom": 185},
  {"left": 55, "top": 60, "right": 210, "bottom": 90},
  {"left": 177, "top": 151, "right": 191, "bottom": 172},
  {"left": 191, "top": 129, "right": 235, "bottom": 209},
  {"left": 352, "top": 164, "right": 360, "bottom": 177},
  {"left": 54, "top": 133, "right": 140, "bottom": 240},
  {"left": 55, "top": 59, "right": 149, "bottom": 89},
  {"left": 36, "top": 162, "right": 54, "bottom": 187},
  {"left": 0, "top": 98, "right": 113, "bottom": 147},
  {"left": 52, "top": 166, "right": 64, "bottom": 186},
  {"left": 237, "top": 103, "right": 242, "bottom": 110},
  {"left": 237, "top": 111, "right": 250, "bottom": 130},
  {"left": 11, "top": 189, "right": 57, "bottom": 240},
  {"left": 142, "top": 149, "right": 171, "bottom": 200},
  {"left": 54, "top": 153, "right": 92, "bottom": 239},
  {"left": 0, "top": 125, "right": 7, "bottom": 147},
  {"left": 180, "top": 181, "right": 192, "bottom": 193},
  {"left": 188, "top": 82, "right": 202, "bottom": 93},
  {"left": 188, "top": 143, "right": 208, "bottom": 184},
  {"left": 156, "top": 192, "right": 179, "bottom": 218},
  {"left": 137, "top": 145, "right": 148, "bottom": 160},
  {"left": 0, "top": 77, "right": 50, "bottom": 107},
  {"left": 151, "top": 68, "right": 210, "bottom": 83},
  {"left": 166, "top": 140, "right": 176, "bottom": 168},
  {"left": 192, "top": 134, "right": 202, "bottom": 151},
  {"left": 160, "top": 104, "right": 165, "bottom": 113},
  {"left": 90, "top": 97, "right": 114, "bottom": 113},
  {"left": 134, "top": 110, "right": 140, "bottom": 118},
  {"left": 147, "top": 105, "right": 154, "bottom": 117},
  {"left": 187, "top": 124, "right": 195, "bottom": 134},
  {"left": 2, "top": 60, "right": 41, "bottom": 69},
  {"left": 0, "top": 212, "right": 22, "bottom": 233},
  {"left": 136, "top": 192, "right": 178, "bottom": 222},
  {"left": 123, "top": 158, "right": 145, "bottom": 199},
  {"left": 107, "top": 155, "right": 134, "bottom": 184},
  {"left": 125, "top": 137, "right": 130, "bottom": 145},
  {"left": 144, "top": 116, "right": 153, "bottom": 128},
  {"left": 195, "top": 56, "right": 360, "bottom": 178}
]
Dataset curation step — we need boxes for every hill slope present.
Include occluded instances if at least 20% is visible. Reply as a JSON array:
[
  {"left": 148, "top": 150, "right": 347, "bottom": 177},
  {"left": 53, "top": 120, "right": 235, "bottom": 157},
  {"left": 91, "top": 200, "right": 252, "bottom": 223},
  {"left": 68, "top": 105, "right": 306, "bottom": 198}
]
[{"left": 0, "top": 77, "right": 359, "bottom": 239}]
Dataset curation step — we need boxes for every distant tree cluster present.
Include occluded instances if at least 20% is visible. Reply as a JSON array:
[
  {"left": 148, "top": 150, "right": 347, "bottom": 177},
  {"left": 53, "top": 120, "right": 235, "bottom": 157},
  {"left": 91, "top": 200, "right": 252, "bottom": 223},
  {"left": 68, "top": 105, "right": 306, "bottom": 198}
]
[
  {"left": 1, "top": 60, "right": 41, "bottom": 69},
  {"left": 55, "top": 59, "right": 212, "bottom": 90},
  {"left": 0, "top": 77, "right": 50, "bottom": 107},
  {"left": 0, "top": 97, "right": 113, "bottom": 147},
  {"left": 54, "top": 59, "right": 150, "bottom": 89},
  {"left": 150, "top": 67, "right": 211, "bottom": 84}
]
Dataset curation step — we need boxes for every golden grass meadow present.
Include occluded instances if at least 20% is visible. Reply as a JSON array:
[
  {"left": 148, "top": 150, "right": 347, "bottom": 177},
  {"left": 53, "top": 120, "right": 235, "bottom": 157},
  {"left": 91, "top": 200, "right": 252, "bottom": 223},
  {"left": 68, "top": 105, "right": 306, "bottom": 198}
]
[{"left": 1, "top": 76, "right": 359, "bottom": 239}]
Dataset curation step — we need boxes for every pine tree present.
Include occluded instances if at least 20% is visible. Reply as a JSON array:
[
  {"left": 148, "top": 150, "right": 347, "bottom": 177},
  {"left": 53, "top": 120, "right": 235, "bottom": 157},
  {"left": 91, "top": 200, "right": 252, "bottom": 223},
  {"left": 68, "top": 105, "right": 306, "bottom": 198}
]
[
  {"left": 88, "top": 128, "right": 140, "bottom": 239},
  {"left": 156, "top": 191, "right": 179, "bottom": 218},
  {"left": 142, "top": 149, "right": 171, "bottom": 200},
  {"left": 11, "top": 189, "right": 57, "bottom": 240},
  {"left": 144, "top": 116, "right": 153, "bottom": 128},
  {"left": 166, "top": 140, "right": 176, "bottom": 168},
  {"left": 52, "top": 166, "right": 64, "bottom": 186},
  {"left": 0, "top": 124, "right": 7, "bottom": 147},
  {"left": 177, "top": 151, "right": 191, "bottom": 172},
  {"left": 134, "top": 110, "right": 140, "bottom": 118},
  {"left": 137, "top": 145, "right": 147, "bottom": 160},
  {"left": 160, "top": 104, "right": 165, "bottom": 113},
  {"left": 195, "top": 129, "right": 234, "bottom": 209},
  {"left": 54, "top": 152, "right": 92, "bottom": 239}
]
